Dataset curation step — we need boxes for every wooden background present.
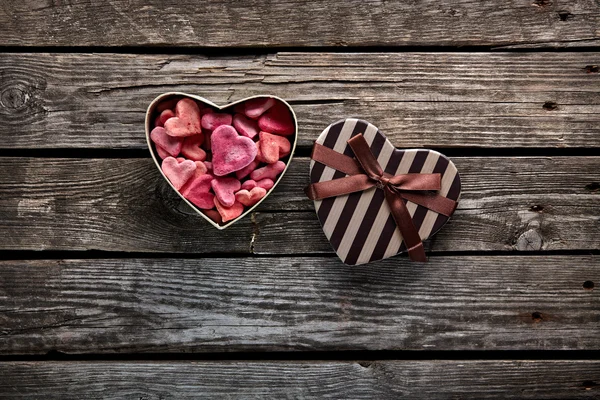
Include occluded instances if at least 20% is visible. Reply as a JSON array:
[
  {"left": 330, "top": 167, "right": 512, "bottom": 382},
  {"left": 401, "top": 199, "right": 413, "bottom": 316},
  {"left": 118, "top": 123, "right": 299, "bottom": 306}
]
[{"left": 0, "top": 0, "right": 599, "bottom": 398}]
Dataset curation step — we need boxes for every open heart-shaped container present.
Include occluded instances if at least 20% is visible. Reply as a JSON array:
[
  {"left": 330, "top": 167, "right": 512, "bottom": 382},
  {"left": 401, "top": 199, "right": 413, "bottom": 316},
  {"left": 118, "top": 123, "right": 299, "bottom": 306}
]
[{"left": 145, "top": 92, "right": 298, "bottom": 229}]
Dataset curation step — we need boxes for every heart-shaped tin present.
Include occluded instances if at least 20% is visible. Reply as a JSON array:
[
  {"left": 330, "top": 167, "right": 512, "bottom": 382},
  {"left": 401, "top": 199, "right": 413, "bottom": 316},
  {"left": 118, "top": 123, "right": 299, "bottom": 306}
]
[
  {"left": 146, "top": 93, "right": 298, "bottom": 229},
  {"left": 309, "top": 118, "right": 461, "bottom": 265}
]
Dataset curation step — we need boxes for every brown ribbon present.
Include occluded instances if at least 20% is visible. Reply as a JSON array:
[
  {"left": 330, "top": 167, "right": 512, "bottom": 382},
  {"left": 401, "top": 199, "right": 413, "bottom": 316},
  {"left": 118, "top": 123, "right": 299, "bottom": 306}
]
[{"left": 305, "top": 134, "right": 457, "bottom": 262}]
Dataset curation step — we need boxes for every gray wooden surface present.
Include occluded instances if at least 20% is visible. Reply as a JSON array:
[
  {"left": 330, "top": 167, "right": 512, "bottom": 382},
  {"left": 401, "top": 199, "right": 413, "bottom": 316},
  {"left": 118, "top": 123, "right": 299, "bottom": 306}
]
[{"left": 1, "top": 1, "right": 600, "bottom": 398}]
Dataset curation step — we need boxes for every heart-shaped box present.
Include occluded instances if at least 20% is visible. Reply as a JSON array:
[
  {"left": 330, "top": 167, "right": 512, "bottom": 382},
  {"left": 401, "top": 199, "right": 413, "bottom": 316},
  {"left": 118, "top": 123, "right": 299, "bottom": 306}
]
[
  {"left": 309, "top": 118, "right": 461, "bottom": 265},
  {"left": 146, "top": 93, "right": 298, "bottom": 229}
]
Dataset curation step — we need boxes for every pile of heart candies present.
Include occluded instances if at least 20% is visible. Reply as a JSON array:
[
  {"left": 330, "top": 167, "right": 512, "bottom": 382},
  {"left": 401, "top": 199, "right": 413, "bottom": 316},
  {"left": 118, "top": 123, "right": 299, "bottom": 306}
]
[{"left": 150, "top": 97, "right": 294, "bottom": 224}]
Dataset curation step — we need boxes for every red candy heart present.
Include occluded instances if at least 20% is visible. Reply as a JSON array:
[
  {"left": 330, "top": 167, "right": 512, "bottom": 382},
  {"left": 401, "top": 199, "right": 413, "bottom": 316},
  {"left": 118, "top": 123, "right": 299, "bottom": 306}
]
[
  {"left": 235, "top": 187, "right": 267, "bottom": 207},
  {"left": 211, "top": 125, "right": 257, "bottom": 176},
  {"left": 180, "top": 163, "right": 210, "bottom": 195},
  {"left": 244, "top": 97, "right": 275, "bottom": 119},
  {"left": 155, "top": 109, "right": 175, "bottom": 128},
  {"left": 211, "top": 177, "right": 241, "bottom": 207},
  {"left": 201, "top": 112, "right": 232, "bottom": 131},
  {"left": 250, "top": 161, "right": 286, "bottom": 181},
  {"left": 182, "top": 174, "right": 215, "bottom": 209},
  {"left": 233, "top": 113, "right": 259, "bottom": 139},
  {"left": 164, "top": 98, "right": 202, "bottom": 137},
  {"left": 151, "top": 127, "right": 183, "bottom": 157},
  {"left": 258, "top": 103, "right": 294, "bottom": 136},
  {"left": 161, "top": 157, "right": 197, "bottom": 190},
  {"left": 181, "top": 134, "right": 207, "bottom": 161},
  {"left": 202, "top": 209, "right": 222, "bottom": 224},
  {"left": 214, "top": 197, "right": 244, "bottom": 222},
  {"left": 259, "top": 131, "right": 291, "bottom": 163}
]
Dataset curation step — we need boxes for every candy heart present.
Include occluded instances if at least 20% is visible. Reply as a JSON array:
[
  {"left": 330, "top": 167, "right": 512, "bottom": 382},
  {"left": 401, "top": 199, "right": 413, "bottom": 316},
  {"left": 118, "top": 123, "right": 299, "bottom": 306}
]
[
  {"left": 202, "top": 112, "right": 232, "bottom": 131},
  {"left": 211, "top": 125, "right": 257, "bottom": 176},
  {"left": 214, "top": 197, "right": 244, "bottom": 222},
  {"left": 150, "top": 127, "right": 183, "bottom": 157},
  {"left": 155, "top": 109, "right": 175, "bottom": 127},
  {"left": 241, "top": 179, "right": 257, "bottom": 190},
  {"left": 164, "top": 98, "right": 202, "bottom": 137},
  {"left": 309, "top": 118, "right": 462, "bottom": 265},
  {"left": 233, "top": 113, "right": 259, "bottom": 138},
  {"left": 182, "top": 175, "right": 215, "bottom": 209},
  {"left": 202, "top": 209, "right": 222, "bottom": 224},
  {"left": 180, "top": 165, "right": 210, "bottom": 196},
  {"left": 155, "top": 145, "right": 171, "bottom": 160},
  {"left": 259, "top": 131, "right": 291, "bottom": 163},
  {"left": 250, "top": 161, "right": 286, "bottom": 181},
  {"left": 244, "top": 97, "right": 275, "bottom": 119},
  {"left": 235, "top": 187, "right": 267, "bottom": 207},
  {"left": 256, "top": 178, "right": 274, "bottom": 190},
  {"left": 211, "top": 177, "right": 241, "bottom": 207},
  {"left": 255, "top": 140, "right": 267, "bottom": 163},
  {"left": 235, "top": 159, "right": 259, "bottom": 180},
  {"left": 156, "top": 98, "right": 179, "bottom": 113},
  {"left": 181, "top": 134, "right": 207, "bottom": 161},
  {"left": 161, "top": 157, "right": 197, "bottom": 190},
  {"left": 258, "top": 102, "right": 295, "bottom": 136}
]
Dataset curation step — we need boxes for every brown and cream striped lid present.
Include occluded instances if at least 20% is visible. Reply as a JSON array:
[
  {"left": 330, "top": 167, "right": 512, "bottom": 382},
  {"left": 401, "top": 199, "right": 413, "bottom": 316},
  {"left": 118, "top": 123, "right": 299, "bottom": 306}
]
[{"left": 308, "top": 118, "right": 461, "bottom": 265}]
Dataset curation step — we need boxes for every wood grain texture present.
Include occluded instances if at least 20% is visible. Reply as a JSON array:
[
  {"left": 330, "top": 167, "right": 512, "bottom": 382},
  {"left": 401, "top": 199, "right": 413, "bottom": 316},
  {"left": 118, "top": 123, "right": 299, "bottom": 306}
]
[
  {"left": 0, "top": 256, "right": 598, "bottom": 354},
  {"left": 0, "top": 156, "right": 597, "bottom": 254},
  {"left": 1, "top": 361, "right": 599, "bottom": 399},
  {"left": 0, "top": 0, "right": 599, "bottom": 48},
  {"left": 1, "top": 53, "right": 599, "bottom": 149}
]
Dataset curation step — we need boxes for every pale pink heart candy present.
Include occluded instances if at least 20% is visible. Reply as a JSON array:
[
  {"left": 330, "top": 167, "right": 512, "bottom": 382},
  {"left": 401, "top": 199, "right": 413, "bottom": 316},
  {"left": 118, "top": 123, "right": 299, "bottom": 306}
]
[
  {"left": 259, "top": 131, "right": 291, "bottom": 163},
  {"left": 250, "top": 161, "right": 285, "bottom": 181},
  {"left": 233, "top": 113, "right": 259, "bottom": 139},
  {"left": 180, "top": 162, "right": 210, "bottom": 195},
  {"left": 211, "top": 125, "right": 257, "bottom": 176},
  {"left": 241, "top": 180, "right": 257, "bottom": 190},
  {"left": 164, "top": 98, "right": 202, "bottom": 137},
  {"left": 155, "top": 145, "right": 170, "bottom": 160},
  {"left": 181, "top": 134, "right": 207, "bottom": 161},
  {"left": 182, "top": 174, "right": 215, "bottom": 209},
  {"left": 258, "top": 102, "right": 295, "bottom": 136},
  {"left": 211, "top": 177, "right": 241, "bottom": 207},
  {"left": 244, "top": 97, "right": 275, "bottom": 119},
  {"left": 256, "top": 178, "right": 274, "bottom": 190},
  {"left": 151, "top": 127, "right": 183, "bottom": 157},
  {"left": 235, "top": 159, "right": 260, "bottom": 180},
  {"left": 155, "top": 109, "right": 175, "bottom": 127},
  {"left": 162, "top": 157, "right": 197, "bottom": 190},
  {"left": 201, "top": 112, "right": 232, "bottom": 131},
  {"left": 214, "top": 197, "right": 244, "bottom": 222},
  {"left": 235, "top": 187, "right": 267, "bottom": 207}
]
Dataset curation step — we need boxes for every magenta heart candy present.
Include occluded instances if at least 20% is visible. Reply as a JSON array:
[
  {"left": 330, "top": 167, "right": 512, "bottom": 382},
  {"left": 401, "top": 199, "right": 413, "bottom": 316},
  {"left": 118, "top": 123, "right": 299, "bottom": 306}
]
[
  {"left": 211, "top": 177, "right": 241, "bottom": 207},
  {"left": 258, "top": 102, "right": 295, "bottom": 136},
  {"left": 162, "top": 157, "right": 197, "bottom": 190},
  {"left": 181, "top": 134, "right": 207, "bottom": 161},
  {"left": 244, "top": 97, "right": 275, "bottom": 119},
  {"left": 211, "top": 125, "right": 258, "bottom": 176},
  {"left": 151, "top": 127, "right": 183, "bottom": 157},
  {"left": 233, "top": 113, "right": 259, "bottom": 139},
  {"left": 250, "top": 161, "right": 285, "bottom": 181},
  {"left": 201, "top": 112, "right": 233, "bottom": 131},
  {"left": 164, "top": 98, "right": 202, "bottom": 137}
]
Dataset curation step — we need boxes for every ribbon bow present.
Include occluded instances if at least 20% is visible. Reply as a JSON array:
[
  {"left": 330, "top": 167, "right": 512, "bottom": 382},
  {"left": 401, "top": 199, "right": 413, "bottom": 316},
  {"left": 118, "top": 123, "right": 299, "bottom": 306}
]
[{"left": 305, "top": 134, "right": 457, "bottom": 262}]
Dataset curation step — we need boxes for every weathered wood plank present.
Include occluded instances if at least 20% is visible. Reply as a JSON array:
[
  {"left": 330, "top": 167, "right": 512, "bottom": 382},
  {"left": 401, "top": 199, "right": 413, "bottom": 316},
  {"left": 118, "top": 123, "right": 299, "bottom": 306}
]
[
  {"left": 0, "top": 157, "right": 598, "bottom": 254},
  {"left": 1, "top": 0, "right": 599, "bottom": 48},
  {"left": 1, "top": 53, "right": 599, "bottom": 149},
  {"left": 1, "top": 361, "right": 599, "bottom": 399},
  {"left": 0, "top": 256, "right": 598, "bottom": 354}
]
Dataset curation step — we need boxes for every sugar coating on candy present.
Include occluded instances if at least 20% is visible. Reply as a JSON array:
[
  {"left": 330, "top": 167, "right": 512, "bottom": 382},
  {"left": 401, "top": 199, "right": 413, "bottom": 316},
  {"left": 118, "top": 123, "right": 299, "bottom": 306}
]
[
  {"left": 250, "top": 161, "right": 286, "bottom": 181},
  {"left": 180, "top": 163, "right": 210, "bottom": 195},
  {"left": 155, "top": 145, "right": 170, "bottom": 160},
  {"left": 235, "top": 187, "right": 267, "bottom": 207},
  {"left": 202, "top": 209, "right": 222, "bottom": 224},
  {"left": 235, "top": 159, "right": 259, "bottom": 180},
  {"left": 211, "top": 125, "right": 257, "bottom": 176},
  {"left": 214, "top": 197, "right": 244, "bottom": 222},
  {"left": 151, "top": 127, "right": 183, "bottom": 157},
  {"left": 181, "top": 134, "right": 207, "bottom": 161},
  {"left": 259, "top": 131, "right": 291, "bottom": 163},
  {"left": 233, "top": 113, "right": 259, "bottom": 139},
  {"left": 162, "top": 157, "right": 197, "bottom": 190},
  {"left": 201, "top": 112, "right": 233, "bottom": 131},
  {"left": 155, "top": 109, "right": 175, "bottom": 127},
  {"left": 244, "top": 97, "right": 275, "bottom": 119},
  {"left": 241, "top": 180, "right": 257, "bottom": 190},
  {"left": 256, "top": 178, "right": 274, "bottom": 190},
  {"left": 164, "top": 98, "right": 202, "bottom": 137},
  {"left": 211, "top": 177, "right": 241, "bottom": 207},
  {"left": 258, "top": 102, "right": 294, "bottom": 136}
]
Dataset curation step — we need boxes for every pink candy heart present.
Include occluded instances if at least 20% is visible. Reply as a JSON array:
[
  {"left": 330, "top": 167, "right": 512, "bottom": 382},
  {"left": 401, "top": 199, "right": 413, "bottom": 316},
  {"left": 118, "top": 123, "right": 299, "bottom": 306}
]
[
  {"left": 155, "top": 109, "right": 175, "bottom": 128},
  {"left": 259, "top": 131, "right": 291, "bottom": 163},
  {"left": 250, "top": 161, "right": 286, "bottom": 181},
  {"left": 235, "top": 187, "right": 267, "bottom": 207},
  {"left": 181, "top": 134, "right": 207, "bottom": 161},
  {"left": 182, "top": 174, "right": 215, "bottom": 209},
  {"left": 235, "top": 159, "right": 260, "bottom": 180},
  {"left": 214, "top": 197, "right": 244, "bottom": 222},
  {"left": 164, "top": 98, "right": 202, "bottom": 137},
  {"left": 161, "top": 157, "right": 197, "bottom": 190},
  {"left": 211, "top": 177, "right": 241, "bottom": 207},
  {"left": 180, "top": 164, "right": 210, "bottom": 195},
  {"left": 211, "top": 125, "right": 257, "bottom": 176},
  {"left": 233, "top": 113, "right": 259, "bottom": 139},
  {"left": 202, "top": 112, "right": 233, "bottom": 131},
  {"left": 258, "top": 103, "right": 295, "bottom": 136},
  {"left": 151, "top": 127, "right": 183, "bottom": 157},
  {"left": 244, "top": 97, "right": 275, "bottom": 119},
  {"left": 257, "top": 178, "right": 274, "bottom": 190}
]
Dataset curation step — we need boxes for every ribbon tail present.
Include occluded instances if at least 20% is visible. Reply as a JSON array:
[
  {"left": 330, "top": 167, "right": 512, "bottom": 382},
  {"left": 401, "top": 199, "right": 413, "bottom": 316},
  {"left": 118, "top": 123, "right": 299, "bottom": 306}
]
[
  {"left": 400, "top": 192, "right": 457, "bottom": 217},
  {"left": 305, "top": 174, "right": 376, "bottom": 200},
  {"left": 384, "top": 187, "right": 427, "bottom": 262}
]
